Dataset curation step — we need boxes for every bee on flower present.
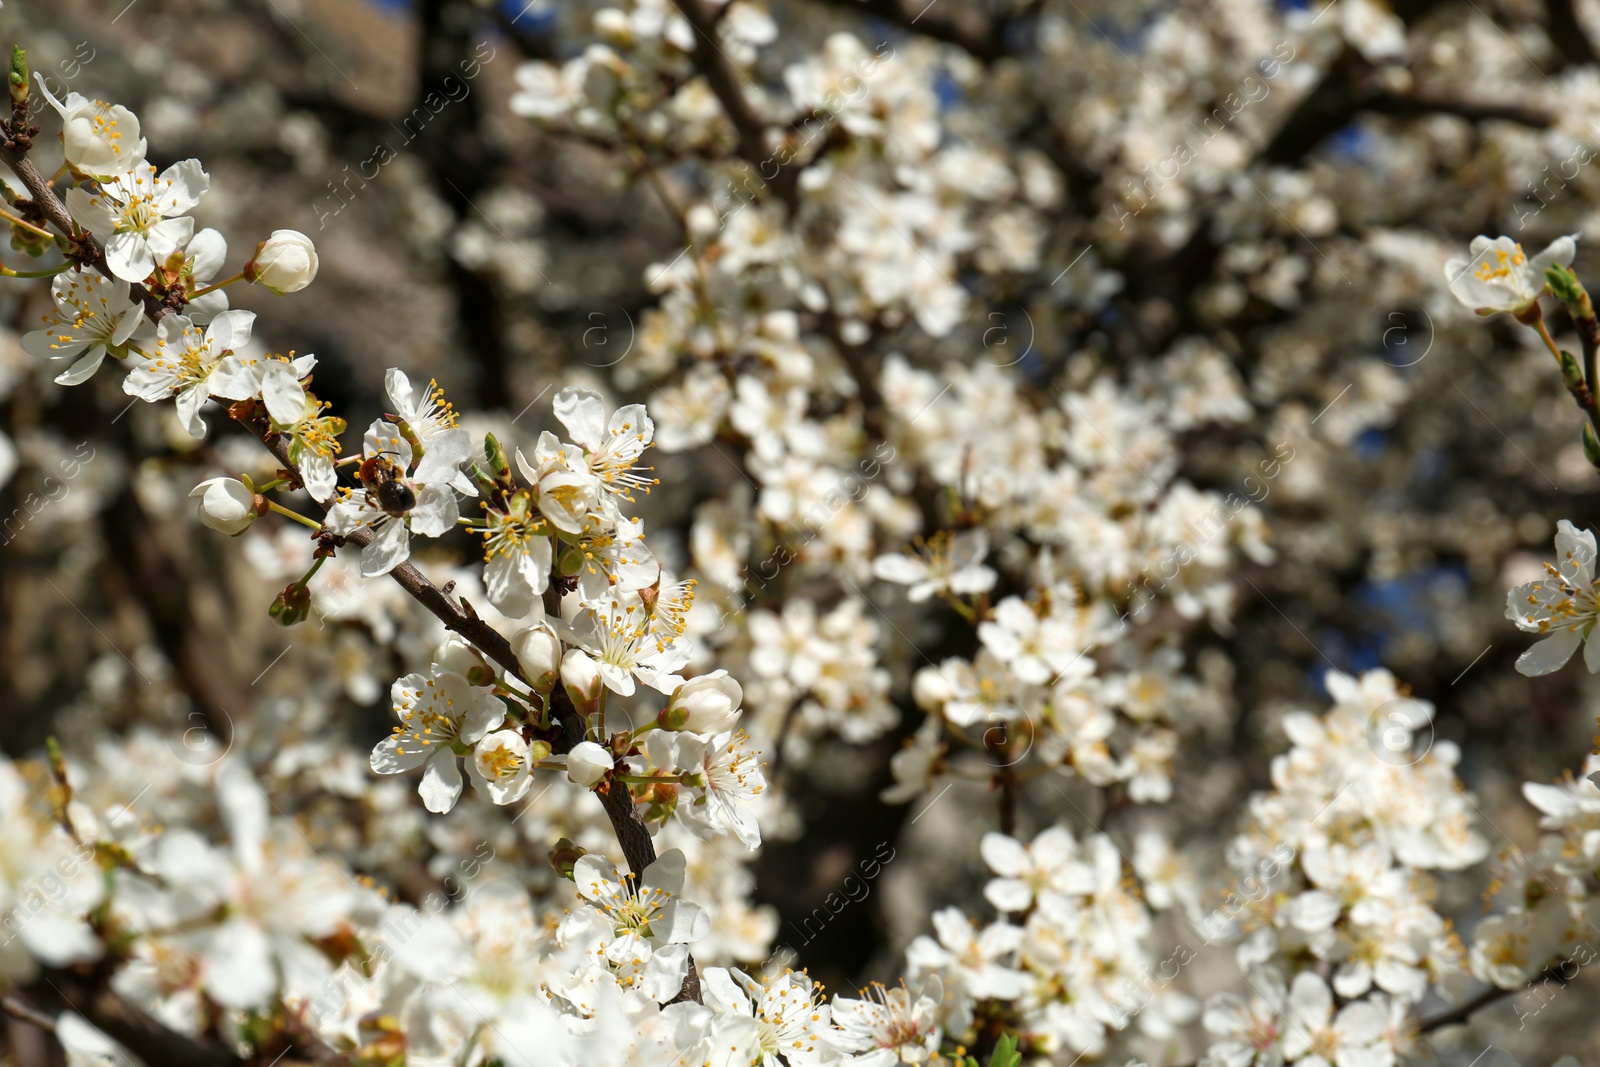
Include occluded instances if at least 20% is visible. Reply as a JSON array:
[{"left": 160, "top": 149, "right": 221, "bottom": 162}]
[{"left": 324, "top": 419, "right": 470, "bottom": 577}]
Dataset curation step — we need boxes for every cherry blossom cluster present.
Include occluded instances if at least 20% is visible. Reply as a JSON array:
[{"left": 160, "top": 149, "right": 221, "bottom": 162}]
[
  {"left": 0, "top": 61, "right": 809, "bottom": 1064},
  {"left": 12, "top": 6, "right": 1600, "bottom": 1064},
  {"left": 1194, "top": 669, "right": 1486, "bottom": 1066},
  {"left": 510, "top": 5, "right": 1280, "bottom": 817},
  {"left": 1449, "top": 234, "right": 1600, "bottom": 1037}
]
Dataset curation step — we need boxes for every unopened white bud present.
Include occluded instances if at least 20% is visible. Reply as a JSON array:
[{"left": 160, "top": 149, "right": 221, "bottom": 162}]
[
  {"left": 662, "top": 669, "right": 743, "bottom": 733},
  {"left": 190, "top": 477, "right": 259, "bottom": 536},
  {"left": 561, "top": 648, "right": 603, "bottom": 710},
  {"left": 512, "top": 625, "right": 562, "bottom": 691},
  {"left": 248, "top": 229, "right": 319, "bottom": 294},
  {"left": 566, "top": 741, "right": 612, "bottom": 788}
]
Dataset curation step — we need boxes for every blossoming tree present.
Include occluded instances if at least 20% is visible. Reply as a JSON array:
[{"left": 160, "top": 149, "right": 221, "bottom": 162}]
[{"left": 6, "top": 0, "right": 1600, "bottom": 1065}]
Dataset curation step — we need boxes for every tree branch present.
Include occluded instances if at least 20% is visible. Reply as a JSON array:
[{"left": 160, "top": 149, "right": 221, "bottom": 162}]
[
  {"left": 1415, "top": 963, "right": 1571, "bottom": 1033},
  {"left": 3, "top": 124, "right": 702, "bottom": 1007},
  {"left": 806, "top": 0, "right": 1010, "bottom": 62},
  {"left": 259, "top": 436, "right": 700, "bottom": 1004},
  {"left": 1545, "top": 0, "right": 1600, "bottom": 68},
  {"left": 1260, "top": 49, "right": 1550, "bottom": 167},
  {"left": 0, "top": 148, "right": 172, "bottom": 322},
  {"left": 20, "top": 966, "right": 322, "bottom": 1067},
  {"left": 1363, "top": 91, "right": 1552, "bottom": 129},
  {"left": 671, "top": 0, "right": 798, "bottom": 212},
  {"left": 1, "top": 994, "right": 57, "bottom": 1032}
]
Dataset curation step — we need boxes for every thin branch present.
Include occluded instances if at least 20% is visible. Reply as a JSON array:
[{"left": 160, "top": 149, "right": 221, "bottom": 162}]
[
  {"left": 0, "top": 147, "right": 172, "bottom": 322},
  {"left": 767, "top": 696, "right": 805, "bottom": 782},
  {"left": 1260, "top": 49, "right": 1550, "bottom": 167},
  {"left": 260, "top": 432, "right": 700, "bottom": 1005},
  {"left": 2, "top": 994, "right": 56, "bottom": 1032},
  {"left": 1545, "top": 0, "right": 1600, "bottom": 68},
  {"left": 671, "top": 0, "right": 798, "bottom": 211},
  {"left": 1415, "top": 963, "right": 1570, "bottom": 1033},
  {"left": 1362, "top": 91, "right": 1552, "bottom": 130},
  {"left": 21, "top": 967, "right": 256, "bottom": 1067},
  {"left": 806, "top": 0, "right": 1010, "bottom": 62}
]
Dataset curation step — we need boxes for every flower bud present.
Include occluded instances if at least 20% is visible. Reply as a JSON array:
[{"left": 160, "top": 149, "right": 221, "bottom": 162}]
[
  {"left": 561, "top": 648, "right": 602, "bottom": 711},
  {"left": 190, "top": 477, "right": 261, "bottom": 535},
  {"left": 513, "top": 625, "right": 562, "bottom": 691},
  {"left": 9, "top": 47, "right": 29, "bottom": 109},
  {"left": 913, "top": 665, "right": 956, "bottom": 713},
  {"left": 484, "top": 432, "right": 514, "bottom": 488},
  {"left": 246, "top": 229, "right": 319, "bottom": 294},
  {"left": 1547, "top": 263, "right": 1586, "bottom": 308},
  {"left": 660, "top": 669, "right": 743, "bottom": 733},
  {"left": 566, "top": 741, "right": 612, "bottom": 788},
  {"left": 1560, "top": 349, "right": 1587, "bottom": 395},
  {"left": 434, "top": 634, "right": 486, "bottom": 680},
  {"left": 548, "top": 837, "right": 586, "bottom": 880},
  {"left": 268, "top": 582, "right": 312, "bottom": 626}
]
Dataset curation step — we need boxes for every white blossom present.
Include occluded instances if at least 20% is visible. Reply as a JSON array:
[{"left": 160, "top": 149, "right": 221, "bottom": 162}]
[
  {"left": 369, "top": 663, "right": 504, "bottom": 813},
  {"left": 35, "top": 78, "right": 146, "bottom": 178},
  {"left": 1443, "top": 234, "right": 1575, "bottom": 316},
  {"left": 65, "top": 159, "right": 208, "bottom": 283}
]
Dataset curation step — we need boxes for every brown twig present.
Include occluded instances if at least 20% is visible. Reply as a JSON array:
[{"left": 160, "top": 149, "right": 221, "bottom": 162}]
[
  {"left": 807, "top": 0, "right": 1011, "bottom": 62},
  {"left": 670, "top": 0, "right": 798, "bottom": 212},
  {"left": 767, "top": 695, "right": 805, "bottom": 782},
  {"left": 259, "top": 438, "right": 701, "bottom": 1004},
  {"left": 2, "top": 120, "right": 703, "bottom": 1013},
  {"left": 1414, "top": 963, "right": 1569, "bottom": 1034},
  {"left": 0, "top": 146, "right": 171, "bottom": 321},
  {"left": 1, "top": 994, "right": 56, "bottom": 1032},
  {"left": 21, "top": 967, "right": 261, "bottom": 1067}
]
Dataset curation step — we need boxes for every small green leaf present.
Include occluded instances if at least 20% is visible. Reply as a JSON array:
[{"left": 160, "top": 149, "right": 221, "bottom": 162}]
[
  {"left": 8, "top": 46, "right": 27, "bottom": 107},
  {"left": 987, "top": 1032, "right": 1022, "bottom": 1067}
]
